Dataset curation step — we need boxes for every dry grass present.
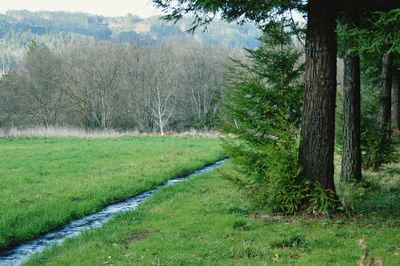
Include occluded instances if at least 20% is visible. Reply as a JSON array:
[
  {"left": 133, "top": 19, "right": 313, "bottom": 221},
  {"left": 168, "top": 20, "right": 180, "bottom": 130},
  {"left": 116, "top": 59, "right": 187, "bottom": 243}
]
[
  {"left": 0, "top": 126, "right": 127, "bottom": 138},
  {"left": 0, "top": 126, "right": 222, "bottom": 138},
  {"left": 165, "top": 129, "right": 222, "bottom": 137}
]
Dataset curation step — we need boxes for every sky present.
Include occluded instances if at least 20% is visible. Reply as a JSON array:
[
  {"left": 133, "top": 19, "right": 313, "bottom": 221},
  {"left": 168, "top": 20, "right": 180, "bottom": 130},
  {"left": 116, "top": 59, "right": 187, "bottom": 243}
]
[{"left": 0, "top": 0, "right": 163, "bottom": 18}]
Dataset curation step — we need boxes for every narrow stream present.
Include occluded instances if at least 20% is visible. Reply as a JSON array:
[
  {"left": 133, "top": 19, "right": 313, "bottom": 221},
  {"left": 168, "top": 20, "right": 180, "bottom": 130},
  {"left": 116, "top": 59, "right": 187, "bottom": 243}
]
[{"left": 0, "top": 159, "right": 226, "bottom": 266}]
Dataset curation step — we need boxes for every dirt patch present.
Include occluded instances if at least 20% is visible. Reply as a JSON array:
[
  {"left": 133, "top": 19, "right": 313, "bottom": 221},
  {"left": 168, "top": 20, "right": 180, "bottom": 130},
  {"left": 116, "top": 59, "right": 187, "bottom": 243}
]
[
  {"left": 120, "top": 231, "right": 154, "bottom": 245},
  {"left": 250, "top": 213, "right": 287, "bottom": 222}
]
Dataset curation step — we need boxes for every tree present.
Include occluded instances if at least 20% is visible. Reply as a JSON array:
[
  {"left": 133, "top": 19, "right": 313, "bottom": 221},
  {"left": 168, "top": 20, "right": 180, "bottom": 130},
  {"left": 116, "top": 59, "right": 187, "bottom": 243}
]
[
  {"left": 120, "top": 44, "right": 155, "bottom": 131},
  {"left": 393, "top": 69, "right": 400, "bottom": 132},
  {"left": 148, "top": 43, "right": 179, "bottom": 135},
  {"left": 0, "top": 70, "right": 23, "bottom": 126},
  {"left": 150, "top": 82, "right": 176, "bottom": 136},
  {"left": 340, "top": 0, "right": 362, "bottom": 182},
  {"left": 298, "top": 0, "right": 337, "bottom": 192},
  {"left": 64, "top": 43, "right": 122, "bottom": 129},
  {"left": 19, "top": 45, "right": 65, "bottom": 128},
  {"left": 222, "top": 24, "right": 305, "bottom": 214},
  {"left": 379, "top": 52, "right": 393, "bottom": 142}
]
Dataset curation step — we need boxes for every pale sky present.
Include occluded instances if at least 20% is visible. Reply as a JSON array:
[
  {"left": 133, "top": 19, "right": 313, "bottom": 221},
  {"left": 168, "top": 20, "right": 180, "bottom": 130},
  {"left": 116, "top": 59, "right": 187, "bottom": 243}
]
[{"left": 0, "top": 0, "right": 163, "bottom": 18}]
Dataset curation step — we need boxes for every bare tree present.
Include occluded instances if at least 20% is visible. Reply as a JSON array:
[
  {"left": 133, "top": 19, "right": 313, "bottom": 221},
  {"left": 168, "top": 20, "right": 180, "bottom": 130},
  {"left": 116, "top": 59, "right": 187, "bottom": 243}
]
[
  {"left": 148, "top": 43, "right": 178, "bottom": 135},
  {"left": 18, "top": 46, "right": 65, "bottom": 128},
  {"left": 64, "top": 42, "right": 122, "bottom": 129},
  {"left": 0, "top": 39, "right": 230, "bottom": 131},
  {"left": 179, "top": 43, "right": 227, "bottom": 129},
  {"left": 120, "top": 45, "right": 155, "bottom": 131},
  {"left": 150, "top": 81, "right": 176, "bottom": 135}
]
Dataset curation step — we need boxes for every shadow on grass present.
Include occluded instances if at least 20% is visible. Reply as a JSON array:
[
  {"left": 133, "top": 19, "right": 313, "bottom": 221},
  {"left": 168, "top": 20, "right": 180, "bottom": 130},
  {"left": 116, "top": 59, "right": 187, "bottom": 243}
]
[{"left": 339, "top": 160, "right": 400, "bottom": 219}]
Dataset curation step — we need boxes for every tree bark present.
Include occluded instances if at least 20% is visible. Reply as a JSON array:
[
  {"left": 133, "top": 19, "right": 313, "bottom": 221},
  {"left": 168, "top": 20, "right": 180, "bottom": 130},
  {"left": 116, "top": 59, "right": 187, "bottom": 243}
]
[
  {"left": 392, "top": 69, "right": 400, "bottom": 132},
  {"left": 378, "top": 52, "right": 393, "bottom": 142},
  {"left": 299, "top": 0, "right": 337, "bottom": 191},
  {"left": 341, "top": 2, "right": 362, "bottom": 182}
]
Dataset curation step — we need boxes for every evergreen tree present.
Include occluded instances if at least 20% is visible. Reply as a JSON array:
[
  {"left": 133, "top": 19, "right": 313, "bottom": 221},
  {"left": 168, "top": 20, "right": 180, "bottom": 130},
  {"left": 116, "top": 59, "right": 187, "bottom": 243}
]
[
  {"left": 340, "top": 0, "right": 362, "bottom": 182},
  {"left": 338, "top": 8, "right": 400, "bottom": 170},
  {"left": 222, "top": 23, "right": 306, "bottom": 214}
]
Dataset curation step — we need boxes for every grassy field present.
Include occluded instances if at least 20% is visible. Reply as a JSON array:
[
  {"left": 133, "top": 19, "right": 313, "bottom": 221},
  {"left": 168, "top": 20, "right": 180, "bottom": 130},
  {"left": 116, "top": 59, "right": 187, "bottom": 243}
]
[
  {"left": 0, "top": 136, "right": 225, "bottom": 252},
  {"left": 25, "top": 161, "right": 400, "bottom": 265}
]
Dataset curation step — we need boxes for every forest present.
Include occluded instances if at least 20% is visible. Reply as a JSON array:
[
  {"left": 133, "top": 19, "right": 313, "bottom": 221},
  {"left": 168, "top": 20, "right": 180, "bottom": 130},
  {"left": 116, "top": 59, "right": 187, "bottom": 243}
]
[{"left": 0, "top": 39, "right": 231, "bottom": 132}]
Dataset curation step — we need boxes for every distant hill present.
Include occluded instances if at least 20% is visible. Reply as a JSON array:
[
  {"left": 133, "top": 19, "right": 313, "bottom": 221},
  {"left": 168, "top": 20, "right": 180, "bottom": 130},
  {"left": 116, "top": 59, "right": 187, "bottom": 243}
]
[{"left": 0, "top": 10, "right": 261, "bottom": 67}]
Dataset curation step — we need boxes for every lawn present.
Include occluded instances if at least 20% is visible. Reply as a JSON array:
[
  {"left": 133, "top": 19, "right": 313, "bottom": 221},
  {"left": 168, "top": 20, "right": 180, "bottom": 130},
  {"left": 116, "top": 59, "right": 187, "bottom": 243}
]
[
  {"left": 0, "top": 136, "right": 225, "bottom": 252},
  {"left": 25, "top": 161, "right": 400, "bottom": 265}
]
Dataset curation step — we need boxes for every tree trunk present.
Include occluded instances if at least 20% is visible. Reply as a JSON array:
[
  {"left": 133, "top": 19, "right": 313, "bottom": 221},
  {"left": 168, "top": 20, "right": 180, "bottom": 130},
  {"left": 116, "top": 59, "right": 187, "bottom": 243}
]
[
  {"left": 341, "top": 2, "right": 362, "bottom": 182},
  {"left": 159, "top": 115, "right": 164, "bottom": 136},
  {"left": 378, "top": 52, "right": 393, "bottom": 142},
  {"left": 299, "top": 0, "right": 337, "bottom": 191},
  {"left": 392, "top": 69, "right": 400, "bottom": 132}
]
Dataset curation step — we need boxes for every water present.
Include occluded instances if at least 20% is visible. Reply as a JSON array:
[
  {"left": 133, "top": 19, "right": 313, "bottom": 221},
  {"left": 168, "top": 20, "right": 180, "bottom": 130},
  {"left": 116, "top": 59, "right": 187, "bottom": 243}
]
[{"left": 0, "top": 159, "right": 226, "bottom": 266}]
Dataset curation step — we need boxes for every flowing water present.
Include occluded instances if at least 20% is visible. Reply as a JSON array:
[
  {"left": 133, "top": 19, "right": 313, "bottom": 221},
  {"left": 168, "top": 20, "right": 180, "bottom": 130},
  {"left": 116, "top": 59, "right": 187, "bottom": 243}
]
[{"left": 0, "top": 159, "right": 226, "bottom": 266}]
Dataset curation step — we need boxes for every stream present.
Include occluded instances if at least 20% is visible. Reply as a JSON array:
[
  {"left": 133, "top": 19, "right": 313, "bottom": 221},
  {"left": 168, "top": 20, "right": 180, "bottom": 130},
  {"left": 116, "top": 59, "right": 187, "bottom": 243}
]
[{"left": 0, "top": 159, "right": 226, "bottom": 266}]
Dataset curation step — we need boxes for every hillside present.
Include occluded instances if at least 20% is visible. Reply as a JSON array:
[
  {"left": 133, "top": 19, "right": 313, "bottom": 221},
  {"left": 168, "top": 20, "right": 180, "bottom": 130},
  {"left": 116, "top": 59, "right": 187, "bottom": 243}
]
[{"left": 0, "top": 10, "right": 261, "bottom": 67}]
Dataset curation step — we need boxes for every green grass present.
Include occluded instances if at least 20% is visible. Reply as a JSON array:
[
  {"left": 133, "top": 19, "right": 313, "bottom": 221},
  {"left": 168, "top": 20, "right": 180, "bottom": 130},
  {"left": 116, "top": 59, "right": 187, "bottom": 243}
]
[
  {"left": 339, "top": 160, "right": 400, "bottom": 218},
  {"left": 0, "top": 136, "right": 225, "bottom": 251},
  {"left": 26, "top": 161, "right": 400, "bottom": 265}
]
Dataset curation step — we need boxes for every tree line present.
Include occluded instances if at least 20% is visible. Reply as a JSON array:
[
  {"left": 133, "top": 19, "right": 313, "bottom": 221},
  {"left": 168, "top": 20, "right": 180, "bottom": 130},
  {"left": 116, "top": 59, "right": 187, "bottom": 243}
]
[{"left": 0, "top": 39, "right": 230, "bottom": 133}]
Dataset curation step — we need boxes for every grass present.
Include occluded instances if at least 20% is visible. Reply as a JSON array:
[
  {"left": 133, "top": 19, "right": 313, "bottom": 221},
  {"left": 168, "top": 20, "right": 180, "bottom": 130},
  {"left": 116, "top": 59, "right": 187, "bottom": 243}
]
[
  {"left": 0, "top": 136, "right": 225, "bottom": 252},
  {"left": 25, "top": 160, "right": 400, "bottom": 265},
  {"left": 339, "top": 160, "right": 400, "bottom": 218}
]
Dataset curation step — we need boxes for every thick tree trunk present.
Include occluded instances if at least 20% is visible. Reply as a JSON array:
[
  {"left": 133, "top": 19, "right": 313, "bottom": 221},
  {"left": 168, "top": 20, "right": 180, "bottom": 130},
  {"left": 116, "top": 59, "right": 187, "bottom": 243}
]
[
  {"left": 392, "top": 69, "right": 400, "bottom": 132},
  {"left": 378, "top": 52, "right": 393, "bottom": 142},
  {"left": 341, "top": 2, "right": 362, "bottom": 182},
  {"left": 299, "top": 0, "right": 337, "bottom": 191}
]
